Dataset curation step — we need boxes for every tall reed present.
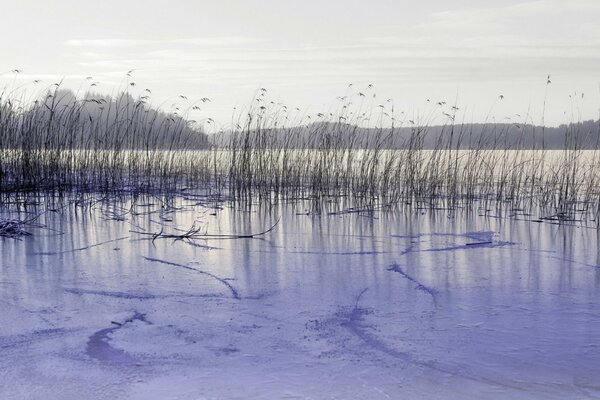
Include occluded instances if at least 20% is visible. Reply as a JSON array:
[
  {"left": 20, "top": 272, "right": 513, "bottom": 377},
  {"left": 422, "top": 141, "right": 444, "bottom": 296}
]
[{"left": 1, "top": 83, "right": 600, "bottom": 221}]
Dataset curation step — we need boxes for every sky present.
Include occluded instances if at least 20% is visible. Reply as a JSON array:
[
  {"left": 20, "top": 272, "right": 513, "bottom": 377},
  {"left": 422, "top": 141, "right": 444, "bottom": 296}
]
[{"left": 1, "top": 0, "right": 600, "bottom": 130}]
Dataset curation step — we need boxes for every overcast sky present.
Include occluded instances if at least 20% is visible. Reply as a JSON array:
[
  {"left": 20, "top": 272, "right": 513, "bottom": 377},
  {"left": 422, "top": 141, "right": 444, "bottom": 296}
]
[{"left": 1, "top": 0, "right": 599, "bottom": 129}]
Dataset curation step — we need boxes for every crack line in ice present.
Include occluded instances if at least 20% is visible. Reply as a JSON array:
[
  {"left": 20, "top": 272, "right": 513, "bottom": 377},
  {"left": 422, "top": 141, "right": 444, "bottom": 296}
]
[
  {"left": 86, "top": 311, "right": 150, "bottom": 364},
  {"left": 423, "top": 241, "right": 512, "bottom": 252},
  {"left": 337, "top": 291, "right": 559, "bottom": 394},
  {"left": 181, "top": 239, "right": 221, "bottom": 250},
  {"left": 398, "top": 243, "right": 416, "bottom": 256},
  {"left": 143, "top": 256, "right": 241, "bottom": 300},
  {"left": 32, "top": 236, "right": 130, "bottom": 255},
  {"left": 62, "top": 287, "right": 243, "bottom": 300},
  {"left": 338, "top": 288, "right": 433, "bottom": 366},
  {"left": 0, "top": 328, "right": 79, "bottom": 350},
  {"left": 392, "top": 231, "right": 514, "bottom": 254},
  {"left": 290, "top": 250, "right": 388, "bottom": 255},
  {"left": 64, "top": 288, "right": 161, "bottom": 300},
  {"left": 387, "top": 264, "right": 438, "bottom": 308},
  {"left": 544, "top": 255, "right": 600, "bottom": 269}
]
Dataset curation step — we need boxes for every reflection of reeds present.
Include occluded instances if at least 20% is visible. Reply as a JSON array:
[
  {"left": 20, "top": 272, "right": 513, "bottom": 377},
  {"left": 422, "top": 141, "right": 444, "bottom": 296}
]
[{"left": 1, "top": 82, "right": 600, "bottom": 222}]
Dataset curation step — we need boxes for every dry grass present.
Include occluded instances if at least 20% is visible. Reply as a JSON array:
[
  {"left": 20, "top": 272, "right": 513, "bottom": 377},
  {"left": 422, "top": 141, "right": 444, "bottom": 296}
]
[{"left": 1, "top": 81, "right": 600, "bottom": 222}]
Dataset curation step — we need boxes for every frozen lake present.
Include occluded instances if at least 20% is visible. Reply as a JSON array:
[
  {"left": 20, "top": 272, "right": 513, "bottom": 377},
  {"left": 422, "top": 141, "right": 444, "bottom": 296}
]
[{"left": 1, "top": 197, "right": 600, "bottom": 399}]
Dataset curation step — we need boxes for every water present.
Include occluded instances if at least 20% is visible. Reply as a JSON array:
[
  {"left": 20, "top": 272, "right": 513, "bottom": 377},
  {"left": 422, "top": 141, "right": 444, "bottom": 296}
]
[{"left": 1, "top": 198, "right": 600, "bottom": 399}]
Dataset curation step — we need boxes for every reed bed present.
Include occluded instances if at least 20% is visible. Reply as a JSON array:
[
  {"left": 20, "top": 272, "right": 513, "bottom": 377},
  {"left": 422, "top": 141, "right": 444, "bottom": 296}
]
[
  {"left": 0, "top": 85, "right": 210, "bottom": 196},
  {"left": 1, "top": 84, "right": 600, "bottom": 221}
]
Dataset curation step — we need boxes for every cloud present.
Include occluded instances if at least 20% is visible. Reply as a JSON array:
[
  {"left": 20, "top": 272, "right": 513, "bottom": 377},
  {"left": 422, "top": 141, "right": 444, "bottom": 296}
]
[
  {"left": 0, "top": 73, "right": 89, "bottom": 81},
  {"left": 47, "top": 0, "right": 600, "bottom": 128},
  {"left": 65, "top": 37, "right": 264, "bottom": 48},
  {"left": 506, "top": 0, "right": 600, "bottom": 15},
  {"left": 363, "top": 0, "right": 600, "bottom": 59}
]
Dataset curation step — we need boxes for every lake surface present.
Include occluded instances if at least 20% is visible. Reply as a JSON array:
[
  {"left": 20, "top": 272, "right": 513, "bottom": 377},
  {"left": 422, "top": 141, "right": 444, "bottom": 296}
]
[{"left": 1, "top": 197, "right": 600, "bottom": 399}]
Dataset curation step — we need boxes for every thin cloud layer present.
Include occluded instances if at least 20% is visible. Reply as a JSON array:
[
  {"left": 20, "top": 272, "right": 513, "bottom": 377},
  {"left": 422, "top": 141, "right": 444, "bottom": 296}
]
[
  {"left": 1, "top": 0, "right": 599, "bottom": 127},
  {"left": 65, "top": 37, "right": 264, "bottom": 47}
]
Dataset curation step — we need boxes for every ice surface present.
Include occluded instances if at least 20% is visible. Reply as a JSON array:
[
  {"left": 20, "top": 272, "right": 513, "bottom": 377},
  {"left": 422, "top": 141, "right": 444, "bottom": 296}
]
[{"left": 1, "top": 200, "right": 600, "bottom": 399}]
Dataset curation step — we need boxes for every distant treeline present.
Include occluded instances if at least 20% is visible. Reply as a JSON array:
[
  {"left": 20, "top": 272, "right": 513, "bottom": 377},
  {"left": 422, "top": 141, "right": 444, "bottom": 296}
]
[
  {"left": 2, "top": 88, "right": 598, "bottom": 151},
  {"left": 212, "top": 120, "right": 600, "bottom": 150},
  {"left": 0, "top": 89, "right": 209, "bottom": 150}
]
